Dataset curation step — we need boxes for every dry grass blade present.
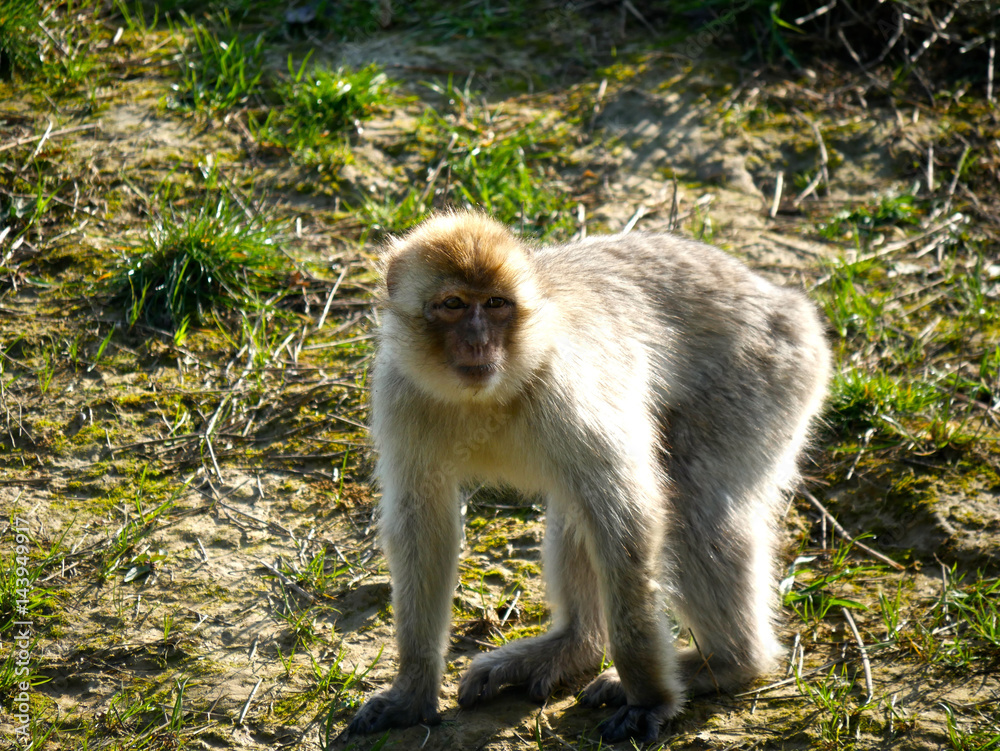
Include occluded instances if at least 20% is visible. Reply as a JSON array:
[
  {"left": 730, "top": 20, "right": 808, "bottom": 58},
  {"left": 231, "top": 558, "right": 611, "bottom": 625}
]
[
  {"left": 770, "top": 171, "right": 784, "bottom": 218},
  {"left": 842, "top": 607, "right": 874, "bottom": 703},
  {"left": 793, "top": 110, "right": 829, "bottom": 206}
]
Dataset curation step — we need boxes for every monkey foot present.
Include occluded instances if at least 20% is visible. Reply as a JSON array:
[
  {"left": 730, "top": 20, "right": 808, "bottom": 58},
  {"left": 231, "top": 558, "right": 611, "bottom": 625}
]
[
  {"left": 347, "top": 688, "right": 440, "bottom": 735},
  {"left": 678, "top": 648, "right": 766, "bottom": 695},
  {"left": 597, "top": 701, "right": 679, "bottom": 744},
  {"left": 578, "top": 667, "right": 627, "bottom": 708}
]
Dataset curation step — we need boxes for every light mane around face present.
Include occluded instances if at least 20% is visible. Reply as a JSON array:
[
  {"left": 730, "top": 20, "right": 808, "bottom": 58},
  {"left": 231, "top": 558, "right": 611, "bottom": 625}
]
[{"left": 377, "top": 212, "right": 551, "bottom": 405}]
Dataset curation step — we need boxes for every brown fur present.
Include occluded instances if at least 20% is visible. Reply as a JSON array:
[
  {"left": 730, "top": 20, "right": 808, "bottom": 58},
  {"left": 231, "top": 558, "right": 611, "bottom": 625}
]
[{"left": 382, "top": 213, "right": 532, "bottom": 299}]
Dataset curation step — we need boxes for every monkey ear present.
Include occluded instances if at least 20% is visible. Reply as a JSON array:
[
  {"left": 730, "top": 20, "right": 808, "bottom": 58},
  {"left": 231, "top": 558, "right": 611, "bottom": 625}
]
[
  {"left": 384, "top": 257, "right": 400, "bottom": 297},
  {"left": 376, "top": 235, "right": 406, "bottom": 298}
]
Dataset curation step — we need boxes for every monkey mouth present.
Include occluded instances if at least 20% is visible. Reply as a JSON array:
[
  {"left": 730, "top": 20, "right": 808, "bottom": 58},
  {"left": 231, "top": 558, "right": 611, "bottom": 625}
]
[{"left": 455, "top": 363, "right": 500, "bottom": 381}]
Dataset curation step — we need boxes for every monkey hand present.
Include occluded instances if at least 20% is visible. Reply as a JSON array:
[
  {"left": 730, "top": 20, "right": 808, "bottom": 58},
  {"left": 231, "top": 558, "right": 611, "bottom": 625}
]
[
  {"left": 597, "top": 702, "right": 678, "bottom": 744},
  {"left": 457, "top": 651, "right": 560, "bottom": 706},
  {"left": 457, "top": 633, "right": 601, "bottom": 707},
  {"left": 347, "top": 685, "right": 441, "bottom": 735}
]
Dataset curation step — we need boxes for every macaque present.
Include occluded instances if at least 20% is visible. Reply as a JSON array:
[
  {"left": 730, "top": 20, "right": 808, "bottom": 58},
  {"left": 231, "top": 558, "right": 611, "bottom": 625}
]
[{"left": 348, "top": 211, "right": 830, "bottom": 742}]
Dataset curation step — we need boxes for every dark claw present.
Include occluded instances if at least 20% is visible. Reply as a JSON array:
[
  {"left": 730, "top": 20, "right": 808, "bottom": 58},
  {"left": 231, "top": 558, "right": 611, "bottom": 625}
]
[
  {"left": 598, "top": 705, "right": 663, "bottom": 744},
  {"left": 528, "top": 678, "right": 550, "bottom": 703},
  {"left": 347, "top": 691, "right": 440, "bottom": 735},
  {"left": 457, "top": 672, "right": 490, "bottom": 707}
]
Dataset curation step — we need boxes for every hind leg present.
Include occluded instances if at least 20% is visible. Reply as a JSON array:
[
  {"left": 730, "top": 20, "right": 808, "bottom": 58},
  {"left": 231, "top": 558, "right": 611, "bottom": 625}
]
[
  {"left": 657, "top": 284, "right": 827, "bottom": 695},
  {"left": 665, "top": 389, "right": 809, "bottom": 695},
  {"left": 671, "top": 496, "right": 782, "bottom": 694}
]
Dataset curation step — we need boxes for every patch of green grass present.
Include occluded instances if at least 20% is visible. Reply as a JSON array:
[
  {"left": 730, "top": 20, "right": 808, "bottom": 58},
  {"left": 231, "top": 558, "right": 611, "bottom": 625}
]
[
  {"left": 317, "top": 648, "right": 381, "bottom": 744},
  {"left": 665, "top": 0, "right": 805, "bottom": 66},
  {"left": 286, "top": 0, "right": 538, "bottom": 43},
  {"left": 274, "top": 603, "right": 322, "bottom": 647},
  {"left": 83, "top": 680, "right": 195, "bottom": 746},
  {"left": 943, "top": 703, "right": 1000, "bottom": 751},
  {"left": 818, "top": 193, "right": 922, "bottom": 243},
  {"left": 13, "top": 0, "right": 107, "bottom": 96},
  {"left": 781, "top": 540, "right": 878, "bottom": 624},
  {"left": 310, "top": 646, "right": 371, "bottom": 706},
  {"left": 979, "top": 345, "right": 1000, "bottom": 389},
  {"left": 929, "top": 571, "right": 1000, "bottom": 672},
  {"left": 169, "top": 10, "right": 264, "bottom": 112},
  {"left": 952, "top": 250, "right": 1000, "bottom": 327},
  {"left": 362, "top": 182, "right": 433, "bottom": 237},
  {"left": 291, "top": 0, "right": 390, "bottom": 41},
  {"left": 13, "top": 328, "right": 115, "bottom": 397},
  {"left": 366, "top": 83, "right": 577, "bottom": 240},
  {"left": 818, "top": 256, "right": 889, "bottom": 341},
  {"left": 99, "top": 469, "right": 181, "bottom": 582},
  {"left": 0, "top": 520, "right": 64, "bottom": 699},
  {"left": 135, "top": 0, "right": 282, "bottom": 22},
  {"left": 437, "top": 116, "right": 575, "bottom": 239},
  {"left": 274, "top": 644, "right": 372, "bottom": 721},
  {"left": 111, "top": 195, "right": 287, "bottom": 330},
  {"left": 817, "top": 239, "right": 998, "bottom": 456},
  {"left": 251, "top": 59, "right": 395, "bottom": 164},
  {"left": 289, "top": 547, "right": 352, "bottom": 598},
  {"left": 829, "top": 367, "right": 939, "bottom": 436},
  {"left": 0, "top": 0, "right": 41, "bottom": 78},
  {"left": 112, "top": 0, "right": 159, "bottom": 37},
  {"left": 420, "top": 0, "right": 533, "bottom": 40},
  {"left": 796, "top": 663, "right": 871, "bottom": 746},
  {"left": 280, "top": 61, "right": 393, "bottom": 137},
  {"left": 31, "top": 334, "right": 59, "bottom": 395},
  {"left": 268, "top": 558, "right": 336, "bottom": 647},
  {"left": 40, "top": 46, "right": 100, "bottom": 96},
  {"left": 691, "top": 201, "right": 717, "bottom": 244},
  {"left": 1, "top": 182, "right": 57, "bottom": 250}
]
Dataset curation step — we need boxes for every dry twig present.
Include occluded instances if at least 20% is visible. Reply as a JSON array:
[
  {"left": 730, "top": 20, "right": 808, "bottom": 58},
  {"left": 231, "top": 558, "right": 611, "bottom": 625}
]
[
  {"left": 0, "top": 123, "right": 99, "bottom": 153},
  {"left": 803, "top": 490, "right": 906, "bottom": 571},
  {"left": 316, "top": 265, "right": 349, "bottom": 330},
  {"left": 621, "top": 205, "right": 647, "bottom": 234},
  {"left": 770, "top": 171, "right": 784, "bottom": 218},
  {"left": 237, "top": 678, "right": 262, "bottom": 726}
]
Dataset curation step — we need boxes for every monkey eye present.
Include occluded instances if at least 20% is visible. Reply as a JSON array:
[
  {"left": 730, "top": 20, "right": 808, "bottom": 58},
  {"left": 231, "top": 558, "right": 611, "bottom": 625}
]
[
  {"left": 442, "top": 297, "right": 467, "bottom": 310},
  {"left": 485, "top": 297, "right": 509, "bottom": 309}
]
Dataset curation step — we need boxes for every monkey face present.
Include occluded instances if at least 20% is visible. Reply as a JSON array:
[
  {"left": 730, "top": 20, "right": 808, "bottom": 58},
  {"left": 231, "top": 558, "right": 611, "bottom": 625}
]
[
  {"left": 378, "top": 212, "right": 550, "bottom": 403},
  {"left": 424, "top": 289, "right": 516, "bottom": 386}
]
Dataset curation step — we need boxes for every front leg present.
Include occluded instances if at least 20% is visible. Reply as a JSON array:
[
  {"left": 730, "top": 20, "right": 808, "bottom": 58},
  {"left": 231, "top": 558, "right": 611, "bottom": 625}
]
[
  {"left": 458, "top": 509, "right": 605, "bottom": 706},
  {"left": 349, "top": 477, "right": 462, "bottom": 734}
]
